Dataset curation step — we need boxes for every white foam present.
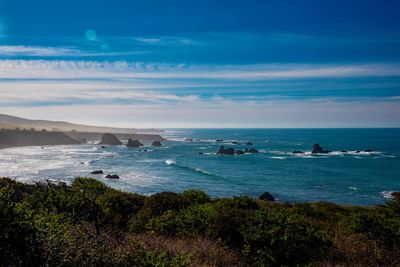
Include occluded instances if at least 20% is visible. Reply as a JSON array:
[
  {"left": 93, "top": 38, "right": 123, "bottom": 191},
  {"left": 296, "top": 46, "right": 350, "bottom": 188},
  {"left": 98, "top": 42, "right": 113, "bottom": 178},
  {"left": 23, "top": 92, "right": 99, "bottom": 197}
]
[
  {"left": 381, "top": 191, "right": 395, "bottom": 199},
  {"left": 270, "top": 156, "right": 286, "bottom": 160},
  {"left": 165, "top": 159, "right": 176, "bottom": 165}
]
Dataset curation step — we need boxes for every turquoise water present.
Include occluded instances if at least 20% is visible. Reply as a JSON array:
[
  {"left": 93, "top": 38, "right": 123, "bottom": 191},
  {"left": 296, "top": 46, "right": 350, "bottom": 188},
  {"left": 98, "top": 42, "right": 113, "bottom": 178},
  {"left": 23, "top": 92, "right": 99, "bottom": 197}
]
[{"left": 0, "top": 128, "right": 399, "bottom": 205}]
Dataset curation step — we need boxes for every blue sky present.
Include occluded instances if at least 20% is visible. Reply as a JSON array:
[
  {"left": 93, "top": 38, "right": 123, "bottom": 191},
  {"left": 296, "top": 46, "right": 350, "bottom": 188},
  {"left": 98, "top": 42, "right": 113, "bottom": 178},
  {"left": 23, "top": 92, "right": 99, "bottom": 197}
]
[{"left": 0, "top": 0, "right": 399, "bottom": 127}]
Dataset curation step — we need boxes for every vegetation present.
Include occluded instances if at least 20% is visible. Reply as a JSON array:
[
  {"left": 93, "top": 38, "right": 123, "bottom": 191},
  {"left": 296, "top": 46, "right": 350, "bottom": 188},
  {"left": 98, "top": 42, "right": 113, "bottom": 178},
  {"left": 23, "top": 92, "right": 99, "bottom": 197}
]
[{"left": 0, "top": 177, "right": 399, "bottom": 266}]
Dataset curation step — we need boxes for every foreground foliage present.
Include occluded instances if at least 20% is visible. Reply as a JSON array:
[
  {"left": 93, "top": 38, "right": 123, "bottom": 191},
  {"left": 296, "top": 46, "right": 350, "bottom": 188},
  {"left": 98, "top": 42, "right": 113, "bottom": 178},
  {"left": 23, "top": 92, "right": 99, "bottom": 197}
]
[{"left": 0, "top": 177, "right": 399, "bottom": 266}]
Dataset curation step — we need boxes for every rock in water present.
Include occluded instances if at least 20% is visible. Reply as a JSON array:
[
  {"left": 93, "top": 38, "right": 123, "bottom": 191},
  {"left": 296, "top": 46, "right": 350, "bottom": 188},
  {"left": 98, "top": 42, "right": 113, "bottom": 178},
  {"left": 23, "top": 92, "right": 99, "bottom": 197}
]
[
  {"left": 246, "top": 141, "right": 253, "bottom": 146},
  {"left": 91, "top": 170, "right": 103, "bottom": 175},
  {"left": 235, "top": 150, "right": 245, "bottom": 155},
  {"left": 311, "top": 143, "right": 329, "bottom": 154},
  {"left": 259, "top": 192, "right": 275, "bottom": 201},
  {"left": 245, "top": 148, "right": 259, "bottom": 154},
  {"left": 99, "top": 133, "right": 122, "bottom": 145},
  {"left": 105, "top": 174, "right": 120, "bottom": 179},
  {"left": 292, "top": 150, "right": 305, "bottom": 154},
  {"left": 152, "top": 141, "right": 162, "bottom": 147},
  {"left": 217, "top": 145, "right": 235, "bottom": 155},
  {"left": 127, "top": 139, "right": 144, "bottom": 147}
]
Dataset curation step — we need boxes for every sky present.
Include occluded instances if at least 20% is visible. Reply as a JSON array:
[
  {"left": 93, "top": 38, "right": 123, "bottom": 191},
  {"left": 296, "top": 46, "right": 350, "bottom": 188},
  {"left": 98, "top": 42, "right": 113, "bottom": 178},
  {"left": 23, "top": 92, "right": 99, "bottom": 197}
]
[{"left": 0, "top": 0, "right": 400, "bottom": 128}]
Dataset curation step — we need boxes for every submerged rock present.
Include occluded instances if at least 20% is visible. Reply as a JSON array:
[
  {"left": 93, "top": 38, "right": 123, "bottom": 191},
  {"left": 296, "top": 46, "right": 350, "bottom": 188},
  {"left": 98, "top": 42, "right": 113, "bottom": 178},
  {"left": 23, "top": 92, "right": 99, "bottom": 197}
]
[
  {"left": 105, "top": 174, "right": 120, "bottom": 179},
  {"left": 152, "top": 141, "right": 162, "bottom": 147},
  {"left": 246, "top": 142, "right": 253, "bottom": 146},
  {"left": 311, "top": 144, "right": 329, "bottom": 154},
  {"left": 127, "top": 139, "right": 144, "bottom": 148},
  {"left": 365, "top": 149, "right": 373, "bottom": 152},
  {"left": 216, "top": 139, "right": 224, "bottom": 142},
  {"left": 217, "top": 146, "right": 235, "bottom": 155},
  {"left": 292, "top": 150, "right": 305, "bottom": 154},
  {"left": 184, "top": 138, "right": 194, "bottom": 142},
  {"left": 91, "top": 170, "right": 104, "bottom": 175},
  {"left": 231, "top": 141, "right": 239, "bottom": 145},
  {"left": 259, "top": 192, "right": 275, "bottom": 202},
  {"left": 99, "top": 133, "right": 123, "bottom": 146}
]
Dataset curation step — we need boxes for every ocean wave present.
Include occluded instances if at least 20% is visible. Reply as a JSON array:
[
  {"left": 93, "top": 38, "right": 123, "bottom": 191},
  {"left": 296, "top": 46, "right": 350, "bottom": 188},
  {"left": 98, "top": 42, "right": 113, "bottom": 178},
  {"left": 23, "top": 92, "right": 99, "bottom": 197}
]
[
  {"left": 270, "top": 156, "right": 286, "bottom": 160},
  {"left": 165, "top": 159, "right": 216, "bottom": 176}
]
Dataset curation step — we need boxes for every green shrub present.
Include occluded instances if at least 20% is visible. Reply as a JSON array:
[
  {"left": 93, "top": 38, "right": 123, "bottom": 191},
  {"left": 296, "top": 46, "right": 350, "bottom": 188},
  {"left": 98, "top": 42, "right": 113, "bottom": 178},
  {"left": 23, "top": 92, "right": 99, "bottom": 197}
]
[
  {"left": 0, "top": 187, "right": 41, "bottom": 266},
  {"left": 240, "top": 210, "right": 332, "bottom": 266}
]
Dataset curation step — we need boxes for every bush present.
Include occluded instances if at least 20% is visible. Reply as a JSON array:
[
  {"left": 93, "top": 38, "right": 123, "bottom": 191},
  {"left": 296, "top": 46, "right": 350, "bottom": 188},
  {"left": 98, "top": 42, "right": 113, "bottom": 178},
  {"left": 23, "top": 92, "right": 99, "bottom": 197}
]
[{"left": 240, "top": 210, "right": 332, "bottom": 266}]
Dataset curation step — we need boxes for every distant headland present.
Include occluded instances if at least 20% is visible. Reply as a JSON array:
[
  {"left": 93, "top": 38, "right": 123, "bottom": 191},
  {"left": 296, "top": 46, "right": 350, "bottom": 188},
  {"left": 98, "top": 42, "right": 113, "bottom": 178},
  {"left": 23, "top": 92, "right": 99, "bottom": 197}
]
[{"left": 0, "top": 114, "right": 165, "bottom": 149}]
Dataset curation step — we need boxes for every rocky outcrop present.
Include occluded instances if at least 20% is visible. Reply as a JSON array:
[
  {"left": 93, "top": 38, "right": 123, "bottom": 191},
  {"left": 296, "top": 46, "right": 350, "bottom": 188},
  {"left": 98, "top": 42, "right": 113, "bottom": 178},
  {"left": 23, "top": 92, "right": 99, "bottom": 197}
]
[
  {"left": 152, "top": 141, "right": 162, "bottom": 147},
  {"left": 217, "top": 146, "right": 259, "bottom": 155},
  {"left": 98, "top": 133, "right": 122, "bottom": 145},
  {"left": 127, "top": 139, "right": 144, "bottom": 148},
  {"left": 259, "top": 192, "right": 275, "bottom": 201},
  {"left": 311, "top": 144, "right": 329, "bottom": 154},
  {"left": 105, "top": 174, "right": 119, "bottom": 179},
  {"left": 217, "top": 146, "right": 235, "bottom": 155},
  {"left": 246, "top": 142, "right": 253, "bottom": 146},
  {"left": 91, "top": 170, "right": 103, "bottom": 175}
]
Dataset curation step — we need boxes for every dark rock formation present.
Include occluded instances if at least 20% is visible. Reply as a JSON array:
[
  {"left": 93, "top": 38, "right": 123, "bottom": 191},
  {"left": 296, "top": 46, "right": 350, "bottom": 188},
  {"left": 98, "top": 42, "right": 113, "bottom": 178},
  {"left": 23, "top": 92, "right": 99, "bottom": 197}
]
[
  {"left": 152, "top": 141, "right": 162, "bottom": 147},
  {"left": 365, "top": 149, "right": 373, "bottom": 152},
  {"left": 216, "top": 139, "right": 224, "bottom": 142},
  {"left": 235, "top": 150, "right": 245, "bottom": 155},
  {"left": 105, "top": 174, "right": 119, "bottom": 179},
  {"left": 231, "top": 141, "right": 239, "bottom": 145},
  {"left": 341, "top": 150, "right": 347, "bottom": 153},
  {"left": 246, "top": 142, "right": 253, "bottom": 146},
  {"left": 292, "top": 150, "right": 305, "bottom": 154},
  {"left": 184, "top": 138, "right": 194, "bottom": 142},
  {"left": 245, "top": 148, "right": 259, "bottom": 154},
  {"left": 217, "top": 146, "right": 235, "bottom": 155},
  {"left": 101, "top": 146, "right": 106, "bottom": 149},
  {"left": 311, "top": 144, "right": 329, "bottom": 154},
  {"left": 259, "top": 192, "right": 275, "bottom": 201},
  {"left": 98, "top": 133, "right": 122, "bottom": 145},
  {"left": 198, "top": 152, "right": 204, "bottom": 155},
  {"left": 91, "top": 170, "right": 103, "bottom": 175},
  {"left": 127, "top": 139, "right": 144, "bottom": 148}
]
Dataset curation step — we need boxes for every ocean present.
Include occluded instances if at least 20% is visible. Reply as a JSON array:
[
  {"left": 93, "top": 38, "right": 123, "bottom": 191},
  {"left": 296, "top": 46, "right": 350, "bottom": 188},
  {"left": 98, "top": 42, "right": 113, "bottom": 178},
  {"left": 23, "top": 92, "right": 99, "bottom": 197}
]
[{"left": 0, "top": 128, "right": 399, "bottom": 205}]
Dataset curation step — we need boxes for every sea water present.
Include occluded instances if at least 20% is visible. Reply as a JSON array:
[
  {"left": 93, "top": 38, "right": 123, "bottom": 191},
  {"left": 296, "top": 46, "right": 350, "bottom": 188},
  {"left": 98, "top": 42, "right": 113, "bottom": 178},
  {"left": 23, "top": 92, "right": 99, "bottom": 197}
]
[{"left": 0, "top": 128, "right": 399, "bottom": 205}]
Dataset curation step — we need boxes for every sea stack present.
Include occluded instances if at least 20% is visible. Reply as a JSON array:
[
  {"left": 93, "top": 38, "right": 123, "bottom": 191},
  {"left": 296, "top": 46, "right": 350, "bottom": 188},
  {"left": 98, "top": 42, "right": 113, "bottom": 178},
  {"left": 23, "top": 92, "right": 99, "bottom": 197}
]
[
  {"left": 311, "top": 143, "right": 329, "bottom": 154},
  {"left": 127, "top": 139, "right": 144, "bottom": 147},
  {"left": 98, "top": 133, "right": 122, "bottom": 145},
  {"left": 217, "top": 145, "right": 235, "bottom": 155}
]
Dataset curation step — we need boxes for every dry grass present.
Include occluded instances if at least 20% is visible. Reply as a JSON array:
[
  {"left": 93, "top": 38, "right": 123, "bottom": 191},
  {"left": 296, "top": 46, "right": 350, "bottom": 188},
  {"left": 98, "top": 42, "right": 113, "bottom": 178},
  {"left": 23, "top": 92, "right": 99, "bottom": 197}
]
[
  {"left": 322, "top": 234, "right": 400, "bottom": 267},
  {"left": 136, "top": 233, "right": 244, "bottom": 267}
]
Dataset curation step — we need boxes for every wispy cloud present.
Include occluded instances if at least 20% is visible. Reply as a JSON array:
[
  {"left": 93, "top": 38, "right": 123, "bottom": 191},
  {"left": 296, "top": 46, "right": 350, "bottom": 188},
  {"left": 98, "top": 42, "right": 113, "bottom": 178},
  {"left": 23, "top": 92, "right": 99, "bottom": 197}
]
[
  {"left": 1, "top": 60, "right": 399, "bottom": 80},
  {"left": 0, "top": 45, "right": 82, "bottom": 56}
]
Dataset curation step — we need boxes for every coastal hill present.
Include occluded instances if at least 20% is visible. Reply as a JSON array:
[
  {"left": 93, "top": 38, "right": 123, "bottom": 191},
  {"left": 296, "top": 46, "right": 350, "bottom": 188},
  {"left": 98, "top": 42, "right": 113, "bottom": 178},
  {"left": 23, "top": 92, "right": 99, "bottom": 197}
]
[
  {"left": 0, "top": 114, "right": 162, "bottom": 134},
  {"left": 0, "top": 114, "right": 166, "bottom": 148},
  {"left": 0, "top": 129, "right": 81, "bottom": 149}
]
